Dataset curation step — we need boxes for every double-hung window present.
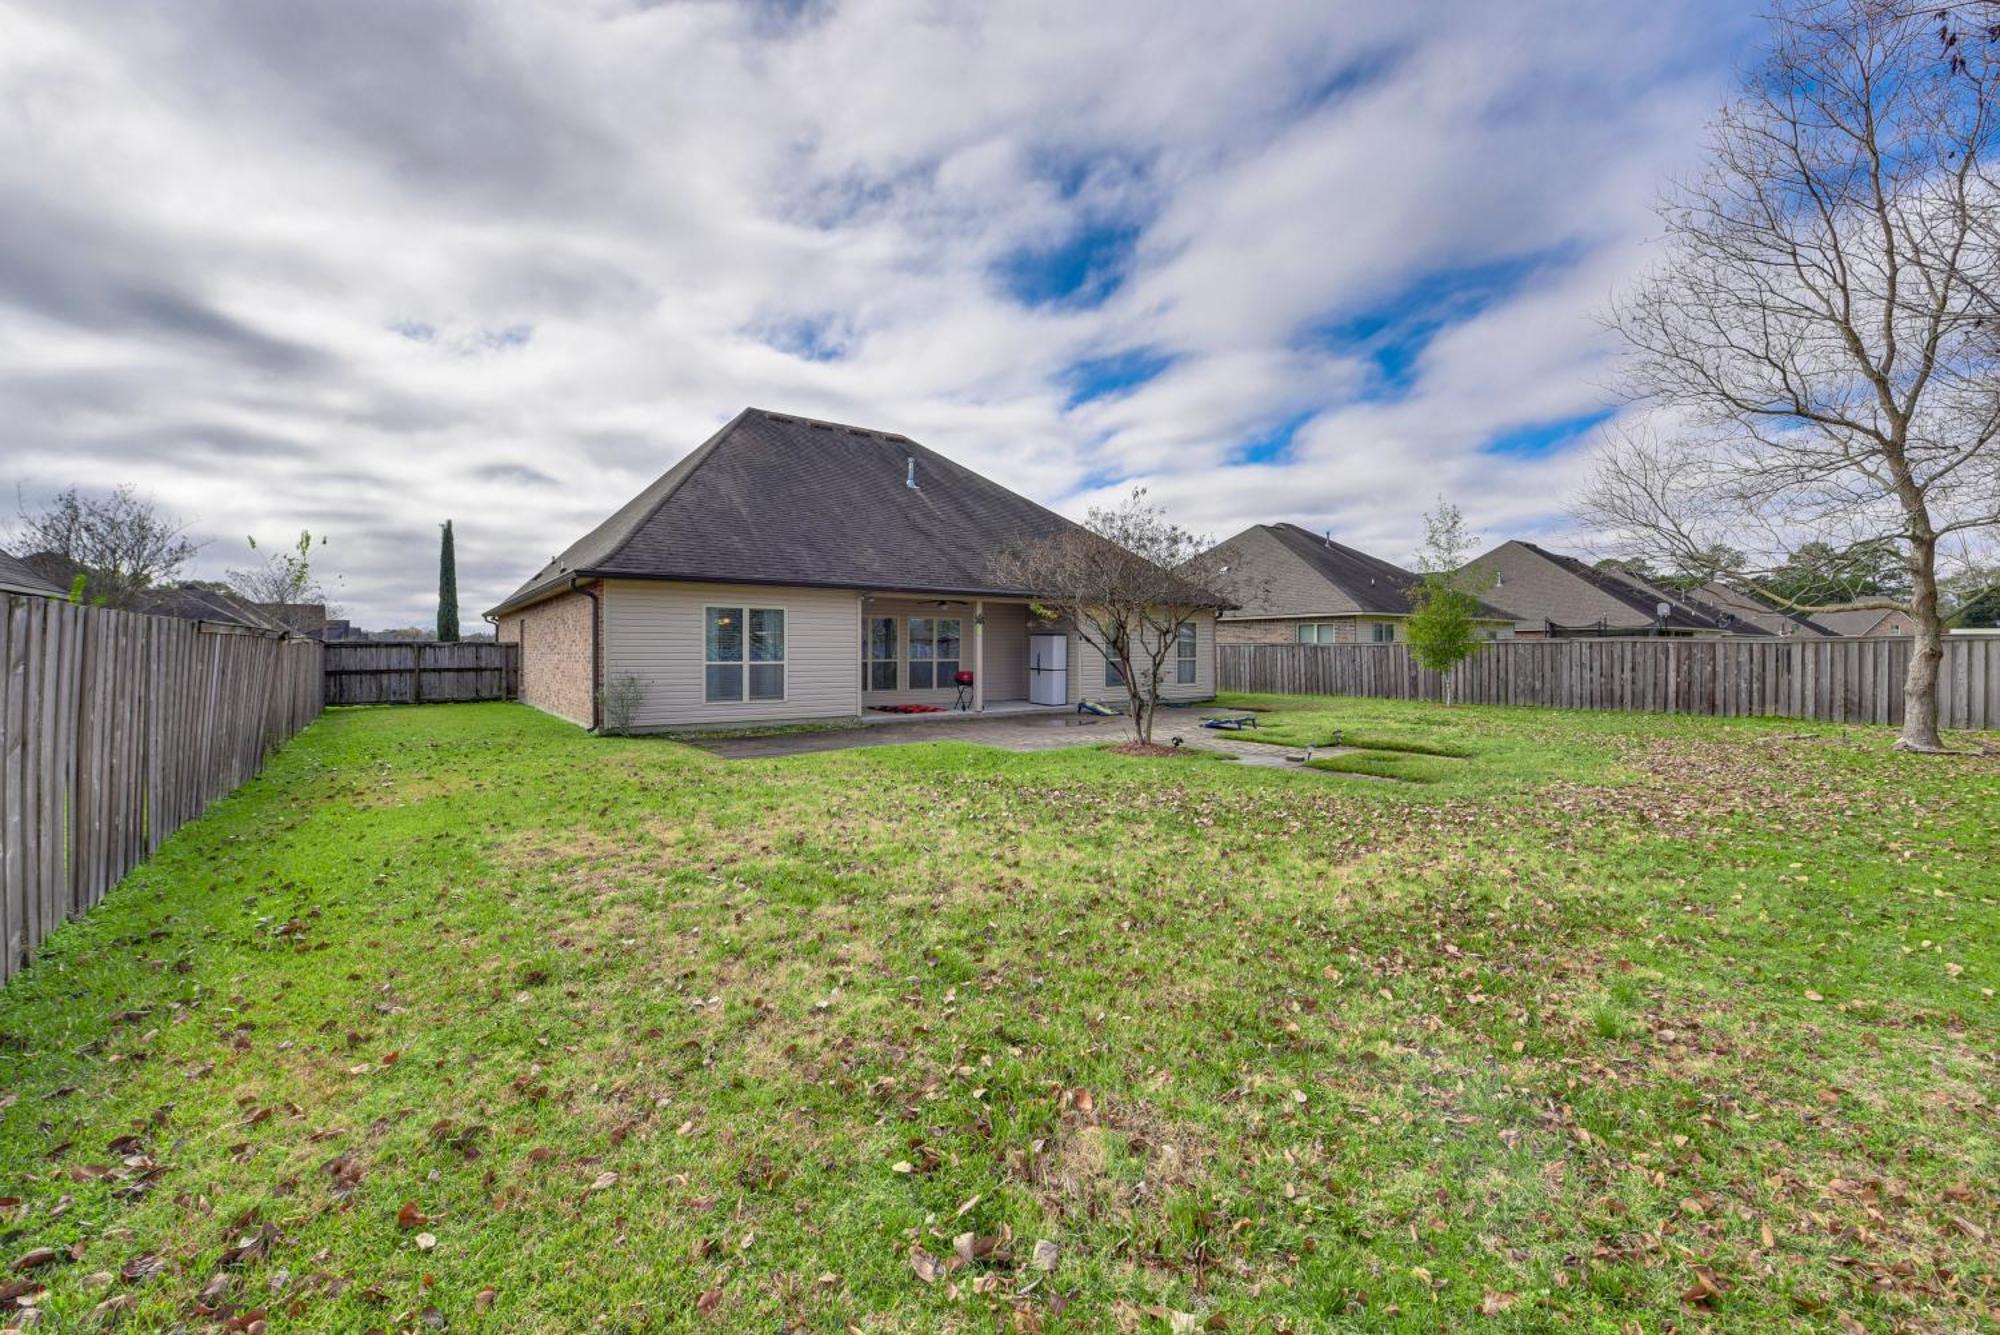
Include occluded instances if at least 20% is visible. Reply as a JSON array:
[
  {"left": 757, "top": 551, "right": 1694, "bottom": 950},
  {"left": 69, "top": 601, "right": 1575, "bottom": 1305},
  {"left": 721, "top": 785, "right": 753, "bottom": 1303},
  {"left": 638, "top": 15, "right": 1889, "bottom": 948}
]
[
  {"left": 705, "top": 606, "right": 785, "bottom": 703},
  {"left": 1370, "top": 622, "right": 1396, "bottom": 644},
  {"left": 1174, "top": 623, "right": 1198, "bottom": 684},
  {"left": 1295, "top": 623, "right": 1337, "bottom": 644},
  {"left": 907, "top": 617, "right": 961, "bottom": 689},
  {"left": 864, "top": 616, "right": 898, "bottom": 691}
]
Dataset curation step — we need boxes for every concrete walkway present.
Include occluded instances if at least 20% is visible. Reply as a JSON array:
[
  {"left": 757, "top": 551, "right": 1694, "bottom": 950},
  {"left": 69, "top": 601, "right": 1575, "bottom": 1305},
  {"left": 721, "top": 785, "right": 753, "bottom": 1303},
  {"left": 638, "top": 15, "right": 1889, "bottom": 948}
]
[{"left": 690, "top": 708, "right": 1342, "bottom": 767}]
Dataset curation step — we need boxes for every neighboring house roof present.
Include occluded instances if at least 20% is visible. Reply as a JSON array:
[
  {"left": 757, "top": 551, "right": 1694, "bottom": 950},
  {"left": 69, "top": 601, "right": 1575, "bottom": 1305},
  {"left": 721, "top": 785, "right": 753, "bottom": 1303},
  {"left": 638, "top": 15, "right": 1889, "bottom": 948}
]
[
  {"left": 20, "top": 551, "right": 85, "bottom": 592},
  {"left": 0, "top": 548, "right": 65, "bottom": 597},
  {"left": 257, "top": 602, "right": 330, "bottom": 635},
  {"left": 1693, "top": 581, "right": 1835, "bottom": 637},
  {"left": 1213, "top": 523, "right": 1512, "bottom": 621},
  {"left": 490, "top": 407, "right": 1114, "bottom": 616},
  {"left": 1809, "top": 607, "right": 1908, "bottom": 637},
  {"left": 1466, "top": 541, "right": 1762, "bottom": 635},
  {"left": 136, "top": 585, "right": 285, "bottom": 630}
]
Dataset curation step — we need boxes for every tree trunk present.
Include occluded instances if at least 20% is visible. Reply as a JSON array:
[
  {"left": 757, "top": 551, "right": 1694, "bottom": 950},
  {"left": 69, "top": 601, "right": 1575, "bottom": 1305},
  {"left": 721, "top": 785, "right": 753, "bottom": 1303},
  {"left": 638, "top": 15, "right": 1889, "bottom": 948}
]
[{"left": 1896, "top": 540, "right": 1947, "bottom": 752}]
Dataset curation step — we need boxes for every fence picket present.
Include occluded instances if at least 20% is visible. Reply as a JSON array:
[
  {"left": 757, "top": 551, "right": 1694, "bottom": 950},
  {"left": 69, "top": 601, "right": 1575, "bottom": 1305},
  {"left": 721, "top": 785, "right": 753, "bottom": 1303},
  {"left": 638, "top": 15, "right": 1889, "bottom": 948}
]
[
  {"left": 0, "top": 599, "right": 322, "bottom": 983},
  {"left": 1218, "top": 636, "right": 2000, "bottom": 732}
]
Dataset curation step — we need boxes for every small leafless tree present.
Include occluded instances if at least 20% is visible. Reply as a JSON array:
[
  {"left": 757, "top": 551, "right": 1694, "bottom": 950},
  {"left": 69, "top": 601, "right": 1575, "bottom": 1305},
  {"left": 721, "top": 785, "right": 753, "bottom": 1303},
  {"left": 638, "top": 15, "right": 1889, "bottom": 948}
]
[
  {"left": 996, "top": 488, "right": 1231, "bottom": 746},
  {"left": 11, "top": 484, "right": 205, "bottom": 608},
  {"left": 228, "top": 530, "right": 335, "bottom": 618},
  {"left": 1581, "top": 0, "right": 2000, "bottom": 751}
]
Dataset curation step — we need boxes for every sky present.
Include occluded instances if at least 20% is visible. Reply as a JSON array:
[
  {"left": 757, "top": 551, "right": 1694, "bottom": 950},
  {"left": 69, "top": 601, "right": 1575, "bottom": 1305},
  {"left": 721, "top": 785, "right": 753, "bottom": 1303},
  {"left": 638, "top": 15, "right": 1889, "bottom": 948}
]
[{"left": 0, "top": 0, "right": 1762, "bottom": 628}]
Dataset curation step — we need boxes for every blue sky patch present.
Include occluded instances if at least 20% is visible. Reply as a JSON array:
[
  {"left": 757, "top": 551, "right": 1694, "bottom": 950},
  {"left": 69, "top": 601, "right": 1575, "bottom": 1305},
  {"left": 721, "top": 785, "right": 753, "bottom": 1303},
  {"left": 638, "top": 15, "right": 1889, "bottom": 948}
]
[
  {"left": 1235, "top": 409, "right": 1315, "bottom": 465},
  {"left": 1301, "top": 245, "right": 1580, "bottom": 397},
  {"left": 1060, "top": 346, "right": 1176, "bottom": 407},
  {"left": 753, "top": 313, "right": 849, "bottom": 362},
  {"left": 1479, "top": 408, "right": 1615, "bottom": 458},
  {"left": 994, "top": 220, "right": 1141, "bottom": 308}
]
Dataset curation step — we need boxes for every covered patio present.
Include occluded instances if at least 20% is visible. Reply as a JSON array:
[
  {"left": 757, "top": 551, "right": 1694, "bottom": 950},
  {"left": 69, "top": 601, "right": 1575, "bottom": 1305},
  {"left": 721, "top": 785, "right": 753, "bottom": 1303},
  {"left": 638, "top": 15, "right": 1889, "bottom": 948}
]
[{"left": 859, "top": 594, "right": 1064, "bottom": 716}]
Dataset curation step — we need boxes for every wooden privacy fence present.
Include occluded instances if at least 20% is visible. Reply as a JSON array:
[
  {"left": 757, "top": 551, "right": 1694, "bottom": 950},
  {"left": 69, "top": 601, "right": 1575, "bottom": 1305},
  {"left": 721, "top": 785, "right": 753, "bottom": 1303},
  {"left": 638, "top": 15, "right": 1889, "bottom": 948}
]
[
  {"left": 1, "top": 597, "right": 323, "bottom": 983},
  {"left": 323, "top": 641, "right": 518, "bottom": 705},
  {"left": 1219, "top": 635, "right": 2000, "bottom": 730}
]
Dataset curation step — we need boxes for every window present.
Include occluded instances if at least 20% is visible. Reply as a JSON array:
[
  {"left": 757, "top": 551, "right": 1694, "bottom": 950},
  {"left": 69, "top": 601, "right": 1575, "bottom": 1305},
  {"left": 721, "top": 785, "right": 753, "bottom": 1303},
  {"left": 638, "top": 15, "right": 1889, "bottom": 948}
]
[
  {"left": 864, "top": 615, "right": 898, "bottom": 691},
  {"left": 1175, "top": 623, "right": 1198, "bottom": 684},
  {"left": 1296, "top": 623, "right": 1337, "bottom": 644},
  {"left": 908, "top": 617, "right": 961, "bottom": 689},
  {"left": 1370, "top": 623, "right": 1396, "bottom": 643},
  {"left": 706, "top": 606, "right": 785, "bottom": 703},
  {"left": 1104, "top": 654, "right": 1126, "bottom": 688}
]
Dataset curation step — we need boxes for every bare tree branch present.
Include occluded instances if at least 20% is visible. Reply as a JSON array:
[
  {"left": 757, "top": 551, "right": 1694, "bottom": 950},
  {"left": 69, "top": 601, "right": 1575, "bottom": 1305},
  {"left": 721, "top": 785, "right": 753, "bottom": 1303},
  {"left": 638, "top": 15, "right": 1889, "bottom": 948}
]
[{"left": 1581, "top": 0, "right": 2000, "bottom": 750}]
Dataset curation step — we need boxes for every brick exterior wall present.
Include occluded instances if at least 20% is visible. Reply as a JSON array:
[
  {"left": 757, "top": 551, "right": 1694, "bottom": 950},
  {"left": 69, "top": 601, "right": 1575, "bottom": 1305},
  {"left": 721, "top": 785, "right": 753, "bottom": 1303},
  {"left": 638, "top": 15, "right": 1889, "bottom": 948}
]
[
  {"left": 1216, "top": 618, "right": 1304, "bottom": 645},
  {"left": 1217, "top": 616, "right": 1401, "bottom": 645},
  {"left": 496, "top": 587, "right": 597, "bottom": 727}
]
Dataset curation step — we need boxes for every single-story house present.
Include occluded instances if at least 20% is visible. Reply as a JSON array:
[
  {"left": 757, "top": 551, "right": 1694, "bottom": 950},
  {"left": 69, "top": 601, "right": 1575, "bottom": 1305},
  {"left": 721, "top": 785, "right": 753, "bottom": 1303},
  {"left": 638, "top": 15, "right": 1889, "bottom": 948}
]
[
  {"left": 485, "top": 408, "right": 1219, "bottom": 731},
  {"left": 1462, "top": 541, "right": 1765, "bottom": 638},
  {"left": 1208, "top": 523, "right": 1515, "bottom": 645},
  {"left": 0, "top": 548, "right": 65, "bottom": 598},
  {"left": 1689, "top": 581, "right": 1835, "bottom": 638}
]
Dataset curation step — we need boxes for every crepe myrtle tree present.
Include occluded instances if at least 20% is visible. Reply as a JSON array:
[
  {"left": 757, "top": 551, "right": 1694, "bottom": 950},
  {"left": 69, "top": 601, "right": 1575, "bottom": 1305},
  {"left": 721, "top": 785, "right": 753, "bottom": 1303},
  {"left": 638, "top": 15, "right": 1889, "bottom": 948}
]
[
  {"left": 1404, "top": 498, "right": 1491, "bottom": 703},
  {"left": 996, "top": 487, "right": 1232, "bottom": 746},
  {"left": 228, "top": 530, "right": 337, "bottom": 628},
  {"left": 1582, "top": 0, "right": 2000, "bottom": 751}
]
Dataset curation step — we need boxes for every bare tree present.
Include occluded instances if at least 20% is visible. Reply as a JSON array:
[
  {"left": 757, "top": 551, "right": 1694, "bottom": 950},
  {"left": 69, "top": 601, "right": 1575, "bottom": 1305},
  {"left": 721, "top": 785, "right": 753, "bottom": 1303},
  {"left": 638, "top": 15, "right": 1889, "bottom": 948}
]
[
  {"left": 10, "top": 484, "right": 205, "bottom": 608},
  {"left": 1582, "top": 0, "right": 2000, "bottom": 751},
  {"left": 996, "top": 488, "right": 1231, "bottom": 746},
  {"left": 227, "top": 530, "right": 335, "bottom": 618}
]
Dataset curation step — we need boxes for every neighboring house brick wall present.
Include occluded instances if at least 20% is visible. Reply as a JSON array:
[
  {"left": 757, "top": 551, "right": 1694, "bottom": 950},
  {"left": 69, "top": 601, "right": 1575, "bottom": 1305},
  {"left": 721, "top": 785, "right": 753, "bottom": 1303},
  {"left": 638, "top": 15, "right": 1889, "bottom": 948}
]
[
  {"left": 497, "top": 588, "right": 596, "bottom": 728},
  {"left": 1216, "top": 618, "right": 1303, "bottom": 645},
  {"left": 1219, "top": 614, "right": 1510, "bottom": 645}
]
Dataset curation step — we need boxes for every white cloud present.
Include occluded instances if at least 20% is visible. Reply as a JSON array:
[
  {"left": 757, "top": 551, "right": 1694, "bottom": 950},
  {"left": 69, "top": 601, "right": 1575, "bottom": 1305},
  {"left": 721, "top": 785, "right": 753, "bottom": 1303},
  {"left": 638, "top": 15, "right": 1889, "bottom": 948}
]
[{"left": 0, "top": 0, "right": 1754, "bottom": 625}]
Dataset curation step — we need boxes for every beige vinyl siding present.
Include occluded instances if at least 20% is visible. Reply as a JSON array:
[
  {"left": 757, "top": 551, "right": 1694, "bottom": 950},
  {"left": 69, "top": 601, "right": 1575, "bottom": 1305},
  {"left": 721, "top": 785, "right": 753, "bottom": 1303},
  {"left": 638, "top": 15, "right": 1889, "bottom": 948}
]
[
  {"left": 982, "top": 609, "right": 1032, "bottom": 701},
  {"left": 1067, "top": 611, "right": 1216, "bottom": 706},
  {"left": 602, "top": 580, "right": 862, "bottom": 729},
  {"left": 860, "top": 599, "right": 1035, "bottom": 706}
]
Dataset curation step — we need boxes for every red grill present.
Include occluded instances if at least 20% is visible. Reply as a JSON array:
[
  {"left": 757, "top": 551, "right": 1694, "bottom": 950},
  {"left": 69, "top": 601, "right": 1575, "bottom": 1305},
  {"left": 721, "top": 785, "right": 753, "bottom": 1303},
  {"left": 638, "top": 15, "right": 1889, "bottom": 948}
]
[{"left": 953, "top": 671, "right": 975, "bottom": 686}]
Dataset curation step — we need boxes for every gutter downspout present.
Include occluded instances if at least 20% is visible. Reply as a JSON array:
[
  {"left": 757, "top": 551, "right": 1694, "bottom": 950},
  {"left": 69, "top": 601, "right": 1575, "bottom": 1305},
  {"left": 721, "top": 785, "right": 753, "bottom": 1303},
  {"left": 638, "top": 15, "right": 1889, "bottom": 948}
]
[{"left": 570, "top": 576, "right": 602, "bottom": 732}]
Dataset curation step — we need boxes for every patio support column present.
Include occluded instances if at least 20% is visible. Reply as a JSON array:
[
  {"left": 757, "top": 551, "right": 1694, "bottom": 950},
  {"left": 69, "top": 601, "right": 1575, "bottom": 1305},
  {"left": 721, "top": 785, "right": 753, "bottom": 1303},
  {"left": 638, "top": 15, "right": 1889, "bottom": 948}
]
[{"left": 973, "top": 601, "right": 985, "bottom": 713}]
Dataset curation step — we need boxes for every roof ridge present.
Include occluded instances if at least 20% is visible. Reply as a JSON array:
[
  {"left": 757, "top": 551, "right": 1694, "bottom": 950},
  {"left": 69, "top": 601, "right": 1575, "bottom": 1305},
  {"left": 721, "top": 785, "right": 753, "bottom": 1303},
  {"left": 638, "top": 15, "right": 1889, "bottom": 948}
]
[{"left": 744, "top": 405, "right": 913, "bottom": 443}]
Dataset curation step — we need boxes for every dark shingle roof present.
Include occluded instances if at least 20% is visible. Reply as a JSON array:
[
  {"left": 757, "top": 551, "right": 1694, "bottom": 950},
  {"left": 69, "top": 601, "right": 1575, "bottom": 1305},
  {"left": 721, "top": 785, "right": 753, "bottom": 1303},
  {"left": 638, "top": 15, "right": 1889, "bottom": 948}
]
[
  {"left": 1695, "top": 581, "right": 1837, "bottom": 636},
  {"left": 490, "top": 408, "right": 1102, "bottom": 615},
  {"left": 1516, "top": 543, "right": 1756, "bottom": 634},
  {"left": 136, "top": 585, "right": 284, "bottom": 630},
  {"left": 1261, "top": 524, "right": 1512, "bottom": 619},
  {"left": 0, "top": 548, "right": 65, "bottom": 597}
]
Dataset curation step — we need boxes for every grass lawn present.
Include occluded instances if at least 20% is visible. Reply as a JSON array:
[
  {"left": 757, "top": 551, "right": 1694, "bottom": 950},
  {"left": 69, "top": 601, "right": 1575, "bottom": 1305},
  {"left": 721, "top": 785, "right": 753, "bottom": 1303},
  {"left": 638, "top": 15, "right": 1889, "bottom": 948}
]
[{"left": 1, "top": 695, "right": 1995, "bottom": 1332}]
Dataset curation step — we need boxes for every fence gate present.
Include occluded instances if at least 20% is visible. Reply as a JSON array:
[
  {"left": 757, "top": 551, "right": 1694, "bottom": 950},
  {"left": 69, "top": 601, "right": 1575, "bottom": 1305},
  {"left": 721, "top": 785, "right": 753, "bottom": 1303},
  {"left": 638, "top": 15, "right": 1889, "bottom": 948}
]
[{"left": 322, "top": 641, "right": 519, "bottom": 706}]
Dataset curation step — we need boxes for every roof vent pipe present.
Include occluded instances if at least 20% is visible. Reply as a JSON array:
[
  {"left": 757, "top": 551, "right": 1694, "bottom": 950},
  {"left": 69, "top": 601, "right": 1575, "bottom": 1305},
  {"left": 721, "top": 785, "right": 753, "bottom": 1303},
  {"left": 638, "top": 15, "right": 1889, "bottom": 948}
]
[{"left": 906, "top": 457, "right": 919, "bottom": 489}]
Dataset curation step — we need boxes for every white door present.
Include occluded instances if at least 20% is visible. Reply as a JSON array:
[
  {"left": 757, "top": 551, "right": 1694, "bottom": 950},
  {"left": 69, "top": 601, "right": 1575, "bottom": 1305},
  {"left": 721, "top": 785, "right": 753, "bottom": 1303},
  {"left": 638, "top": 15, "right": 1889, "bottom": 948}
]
[{"left": 1028, "top": 633, "right": 1067, "bottom": 705}]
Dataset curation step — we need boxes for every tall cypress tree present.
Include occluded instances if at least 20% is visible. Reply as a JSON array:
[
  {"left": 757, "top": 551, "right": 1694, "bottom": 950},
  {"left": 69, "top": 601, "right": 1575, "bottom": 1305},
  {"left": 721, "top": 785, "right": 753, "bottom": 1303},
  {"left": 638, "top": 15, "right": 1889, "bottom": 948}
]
[{"left": 436, "top": 519, "right": 460, "bottom": 642}]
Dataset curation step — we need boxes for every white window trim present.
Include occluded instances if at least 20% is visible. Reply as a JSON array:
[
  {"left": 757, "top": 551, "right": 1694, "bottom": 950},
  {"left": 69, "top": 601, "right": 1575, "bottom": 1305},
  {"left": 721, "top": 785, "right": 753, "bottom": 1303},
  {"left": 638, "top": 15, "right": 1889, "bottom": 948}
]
[
  {"left": 863, "top": 613, "right": 900, "bottom": 693},
  {"left": 1175, "top": 622, "right": 1199, "bottom": 683},
  {"left": 703, "top": 604, "right": 788, "bottom": 705},
  {"left": 906, "top": 615, "right": 964, "bottom": 692}
]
